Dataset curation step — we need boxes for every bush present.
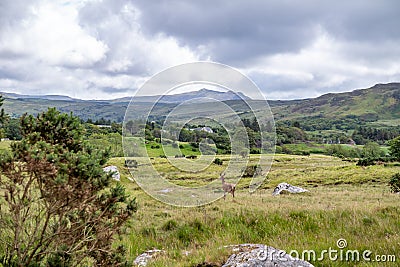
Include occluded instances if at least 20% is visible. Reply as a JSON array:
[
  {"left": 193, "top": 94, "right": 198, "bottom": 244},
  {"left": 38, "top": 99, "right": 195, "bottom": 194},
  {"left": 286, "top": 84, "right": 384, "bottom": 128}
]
[
  {"left": 389, "top": 173, "right": 400, "bottom": 193},
  {"left": 361, "top": 142, "right": 385, "bottom": 158},
  {"left": 125, "top": 159, "right": 138, "bottom": 168},
  {"left": 162, "top": 220, "right": 178, "bottom": 231},
  {"left": 0, "top": 108, "right": 136, "bottom": 266},
  {"left": 357, "top": 158, "right": 375, "bottom": 167},
  {"left": 190, "top": 142, "right": 199, "bottom": 148},
  {"left": 250, "top": 148, "right": 260, "bottom": 154},
  {"left": 243, "top": 165, "right": 261, "bottom": 177},
  {"left": 389, "top": 136, "right": 400, "bottom": 160},
  {"left": 213, "top": 158, "right": 223, "bottom": 165}
]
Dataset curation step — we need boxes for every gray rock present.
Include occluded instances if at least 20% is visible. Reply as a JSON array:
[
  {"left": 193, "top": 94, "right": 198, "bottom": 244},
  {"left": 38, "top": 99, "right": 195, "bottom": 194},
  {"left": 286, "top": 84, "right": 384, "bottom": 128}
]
[
  {"left": 272, "top": 183, "right": 308, "bottom": 196},
  {"left": 222, "top": 244, "right": 314, "bottom": 267},
  {"left": 103, "top": 165, "right": 120, "bottom": 181},
  {"left": 133, "top": 249, "right": 165, "bottom": 266}
]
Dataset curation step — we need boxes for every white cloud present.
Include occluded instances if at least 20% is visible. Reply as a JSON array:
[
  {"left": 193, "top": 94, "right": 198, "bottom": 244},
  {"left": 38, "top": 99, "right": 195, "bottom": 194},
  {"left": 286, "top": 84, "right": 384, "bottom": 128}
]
[
  {"left": 0, "top": 1, "right": 108, "bottom": 68},
  {"left": 0, "top": 0, "right": 400, "bottom": 100},
  {"left": 245, "top": 29, "right": 400, "bottom": 99},
  {"left": 0, "top": 0, "right": 201, "bottom": 99}
]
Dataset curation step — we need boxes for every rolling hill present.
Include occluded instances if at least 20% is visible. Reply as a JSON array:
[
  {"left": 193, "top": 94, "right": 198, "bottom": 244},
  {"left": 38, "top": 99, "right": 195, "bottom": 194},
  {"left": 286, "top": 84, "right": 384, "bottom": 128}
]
[
  {"left": 272, "top": 83, "right": 400, "bottom": 122},
  {"left": 1, "top": 83, "right": 400, "bottom": 127}
]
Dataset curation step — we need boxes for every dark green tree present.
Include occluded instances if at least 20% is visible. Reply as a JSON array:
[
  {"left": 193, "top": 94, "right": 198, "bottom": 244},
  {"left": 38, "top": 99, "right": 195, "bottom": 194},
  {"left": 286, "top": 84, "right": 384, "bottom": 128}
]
[
  {"left": 0, "top": 95, "right": 8, "bottom": 140},
  {"left": 389, "top": 136, "right": 400, "bottom": 160},
  {"left": 0, "top": 108, "right": 136, "bottom": 266},
  {"left": 0, "top": 95, "right": 7, "bottom": 127},
  {"left": 361, "top": 142, "right": 385, "bottom": 158},
  {"left": 4, "top": 118, "right": 22, "bottom": 140}
]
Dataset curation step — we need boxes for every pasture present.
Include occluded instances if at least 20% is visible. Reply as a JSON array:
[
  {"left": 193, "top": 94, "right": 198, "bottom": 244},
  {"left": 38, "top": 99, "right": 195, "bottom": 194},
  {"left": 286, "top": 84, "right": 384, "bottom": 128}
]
[{"left": 107, "top": 154, "right": 400, "bottom": 266}]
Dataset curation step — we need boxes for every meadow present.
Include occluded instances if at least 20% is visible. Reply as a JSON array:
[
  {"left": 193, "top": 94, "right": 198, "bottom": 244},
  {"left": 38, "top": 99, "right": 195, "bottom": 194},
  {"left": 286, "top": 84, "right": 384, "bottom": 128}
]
[{"left": 107, "top": 154, "right": 400, "bottom": 266}]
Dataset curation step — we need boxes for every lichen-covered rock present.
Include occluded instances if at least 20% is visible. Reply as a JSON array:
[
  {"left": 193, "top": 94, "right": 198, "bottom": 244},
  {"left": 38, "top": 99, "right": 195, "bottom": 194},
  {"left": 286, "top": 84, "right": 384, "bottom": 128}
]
[
  {"left": 222, "top": 244, "right": 314, "bottom": 267},
  {"left": 133, "top": 249, "right": 165, "bottom": 266},
  {"left": 272, "top": 182, "right": 308, "bottom": 196},
  {"left": 103, "top": 165, "right": 120, "bottom": 181}
]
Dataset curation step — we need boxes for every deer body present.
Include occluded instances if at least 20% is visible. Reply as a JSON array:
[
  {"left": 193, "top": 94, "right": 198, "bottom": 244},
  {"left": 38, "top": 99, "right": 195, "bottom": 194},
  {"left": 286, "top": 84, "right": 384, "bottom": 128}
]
[{"left": 220, "top": 173, "right": 235, "bottom": 200}]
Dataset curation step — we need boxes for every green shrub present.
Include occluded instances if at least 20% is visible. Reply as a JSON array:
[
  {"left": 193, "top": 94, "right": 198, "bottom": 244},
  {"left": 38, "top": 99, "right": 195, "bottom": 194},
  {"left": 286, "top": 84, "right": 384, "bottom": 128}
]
[
  {"left": 389, "top": 173, "right": 400, "bottom": 193},
  {"left": 357, "top": 158, "right": 375, "bottom": 167},
  {"left": 243, "top": 165, "right": 260, "bottom": 177},
  {"left": 162, "top": 220, "right": 178, "bottom": 231},
  {"left": 213, "top": 158, "right": 223, "bottom": 165}
]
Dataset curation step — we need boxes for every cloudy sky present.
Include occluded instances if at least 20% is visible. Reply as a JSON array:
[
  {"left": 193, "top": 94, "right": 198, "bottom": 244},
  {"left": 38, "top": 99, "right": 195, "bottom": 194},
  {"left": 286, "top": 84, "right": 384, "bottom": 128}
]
[{"left": 0, "top": 0, "right": 400, "bottom": 100}]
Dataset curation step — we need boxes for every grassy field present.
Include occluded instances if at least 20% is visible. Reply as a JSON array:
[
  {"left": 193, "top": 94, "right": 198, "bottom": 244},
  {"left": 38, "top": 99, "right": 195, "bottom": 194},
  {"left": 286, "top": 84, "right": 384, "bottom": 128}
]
[{"left": 106, "top": 154, "right": 400, "bottom": 266}]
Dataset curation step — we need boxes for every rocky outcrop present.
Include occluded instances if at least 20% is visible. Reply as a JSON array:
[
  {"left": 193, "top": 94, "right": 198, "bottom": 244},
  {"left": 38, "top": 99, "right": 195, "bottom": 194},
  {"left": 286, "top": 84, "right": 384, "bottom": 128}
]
[
  {"left": 222, "top": 244, "right": 314, "bottom": 267},
  {"left": 272, "top": 183, "right": 308, "bottom": 196}
]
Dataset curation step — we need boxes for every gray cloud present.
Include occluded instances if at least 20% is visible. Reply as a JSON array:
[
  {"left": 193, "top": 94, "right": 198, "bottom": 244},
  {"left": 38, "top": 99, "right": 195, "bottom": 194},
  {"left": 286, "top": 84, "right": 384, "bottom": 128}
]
[
  {"left": 133, "top": 0, "right": 321, "bottom": 64},
  {"left": 133, "top": 0, "right": 400, "bottom": 66},
  {"left": 0, "top": 0, "right": 399, "bottom": 100}
]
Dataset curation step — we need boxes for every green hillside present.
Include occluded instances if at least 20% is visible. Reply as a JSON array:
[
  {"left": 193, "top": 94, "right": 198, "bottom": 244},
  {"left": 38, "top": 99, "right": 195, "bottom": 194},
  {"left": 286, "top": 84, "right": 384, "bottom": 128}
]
[
  {"left": 273, "top": 83, "right": 400, "bottom": 123},
  {"left": 2, "top": 83, "right": 400, "bottom": 126}
]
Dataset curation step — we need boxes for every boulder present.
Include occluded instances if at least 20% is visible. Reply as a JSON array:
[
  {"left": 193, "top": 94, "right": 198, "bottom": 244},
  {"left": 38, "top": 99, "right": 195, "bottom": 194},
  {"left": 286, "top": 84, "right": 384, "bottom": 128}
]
[
  {"left": 133, "top": 249, "right": 165, "bottom": 266},
  {"left": 272, "top": 182, "right": 308, "bottom": 196},
  {"left": 103, "top": 165, "right": 120, "bottom": 181},
  {"left": 222, "top": 244, "right": 314, "bottom": 267}
]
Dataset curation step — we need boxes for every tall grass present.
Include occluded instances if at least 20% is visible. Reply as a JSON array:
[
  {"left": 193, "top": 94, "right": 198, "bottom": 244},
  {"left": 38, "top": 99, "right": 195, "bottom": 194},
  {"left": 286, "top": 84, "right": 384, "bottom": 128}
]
[{"left": 107, "top": 154, "right": 400, "bottom": 266}]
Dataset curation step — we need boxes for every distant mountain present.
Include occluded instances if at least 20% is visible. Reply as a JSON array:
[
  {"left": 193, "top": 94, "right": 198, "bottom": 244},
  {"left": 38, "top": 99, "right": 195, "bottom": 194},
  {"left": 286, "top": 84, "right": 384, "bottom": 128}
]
[
  {"left": 0, "top": 92, "right": 78, "bottom": 101},
  {"left": 113, "top": 88, "right": 251, "bottom": 103},
  {"left": 1, "top": 83, "right": 400, "bottom": 125},
  {"left": 0, "top": 88, "right": 251, "bottom": 121},
  {"left": 1, "top": 89, "right": 250, "bottom": 103}
]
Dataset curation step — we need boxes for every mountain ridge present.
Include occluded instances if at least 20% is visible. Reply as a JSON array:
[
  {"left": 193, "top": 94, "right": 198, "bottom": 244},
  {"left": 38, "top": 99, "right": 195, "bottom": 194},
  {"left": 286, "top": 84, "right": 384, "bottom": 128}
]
[
  {"left": 0, "top": 88, "right": 250, "bottom": 103},
  {"left": 1, "top": 83, "right": 400, "bottom": 124}
]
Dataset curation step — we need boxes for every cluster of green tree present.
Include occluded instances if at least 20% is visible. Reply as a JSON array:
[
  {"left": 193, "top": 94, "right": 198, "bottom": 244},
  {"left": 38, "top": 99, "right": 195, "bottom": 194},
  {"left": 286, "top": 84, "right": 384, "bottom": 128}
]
[
  {"left": 241, "top": 117, "right": 260, "bottom": 132},
  {"left": 86, "top": 117, "right": 113, "bottom": 125},
  {"left": 84, "top": 121, "right": 122, "bottom": 135},
  {"left": 0, "top": 96, "right": 11, "bottom": 139},
  {"left": 0, "top": 118, "right": 22, "bottom": 140},
  {"left": 352, "top": 125, "right": 400, "bottom": 145},
  {"left": 178, "top": 124, "right": 231, "bottom": 154},
  {"left": 284, "top": 115, "right": 362, "bottom": 131},
  {"left": 357, "top": 137, "right": 400, "bottom": 166},
  {"left": 276, "top": 125, "right": 306, "bottom": 145},
  {"left": 0, "top": 107, "right": 123, "bottom": 141},
  {"left": 276, "top": 117, "right": 400, "bottom": 146},
  {"left": 0, "top": 106, "right": 136, "bottom": 266},
  {"left": 324, "top": 142, "right": 386, "bottom": 159}
]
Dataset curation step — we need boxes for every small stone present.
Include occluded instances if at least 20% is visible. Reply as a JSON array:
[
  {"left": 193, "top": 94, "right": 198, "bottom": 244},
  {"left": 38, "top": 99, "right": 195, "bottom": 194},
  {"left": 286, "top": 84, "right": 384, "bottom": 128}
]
[
  {"left": 133, "top": 249, "right": 165, "bottom": 266},
  {"left": 103, "top": 165, "right": 120, "bottom": 181}
]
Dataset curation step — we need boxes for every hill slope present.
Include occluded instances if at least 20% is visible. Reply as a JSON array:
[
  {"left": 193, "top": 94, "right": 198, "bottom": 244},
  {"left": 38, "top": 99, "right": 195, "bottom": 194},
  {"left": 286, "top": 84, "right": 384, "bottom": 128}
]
[
  {"left": 2, "top": 83, "right": 400, "bottom": 125},
  {"left": 272, "top": 83, "right": 400, "bottom": 122}
]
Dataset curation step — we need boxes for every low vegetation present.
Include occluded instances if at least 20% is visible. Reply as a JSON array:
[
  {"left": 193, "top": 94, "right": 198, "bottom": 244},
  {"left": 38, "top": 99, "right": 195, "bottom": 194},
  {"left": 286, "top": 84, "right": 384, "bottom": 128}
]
[{"left": 108, "top": 154, "right": 400, "bottom": 266}]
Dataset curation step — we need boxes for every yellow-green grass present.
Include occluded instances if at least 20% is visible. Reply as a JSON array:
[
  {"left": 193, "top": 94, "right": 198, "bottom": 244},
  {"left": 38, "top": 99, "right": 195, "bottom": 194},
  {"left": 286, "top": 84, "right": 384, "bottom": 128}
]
[{"left": 107, "top": 155, "right": 400, "bottom": 266}]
